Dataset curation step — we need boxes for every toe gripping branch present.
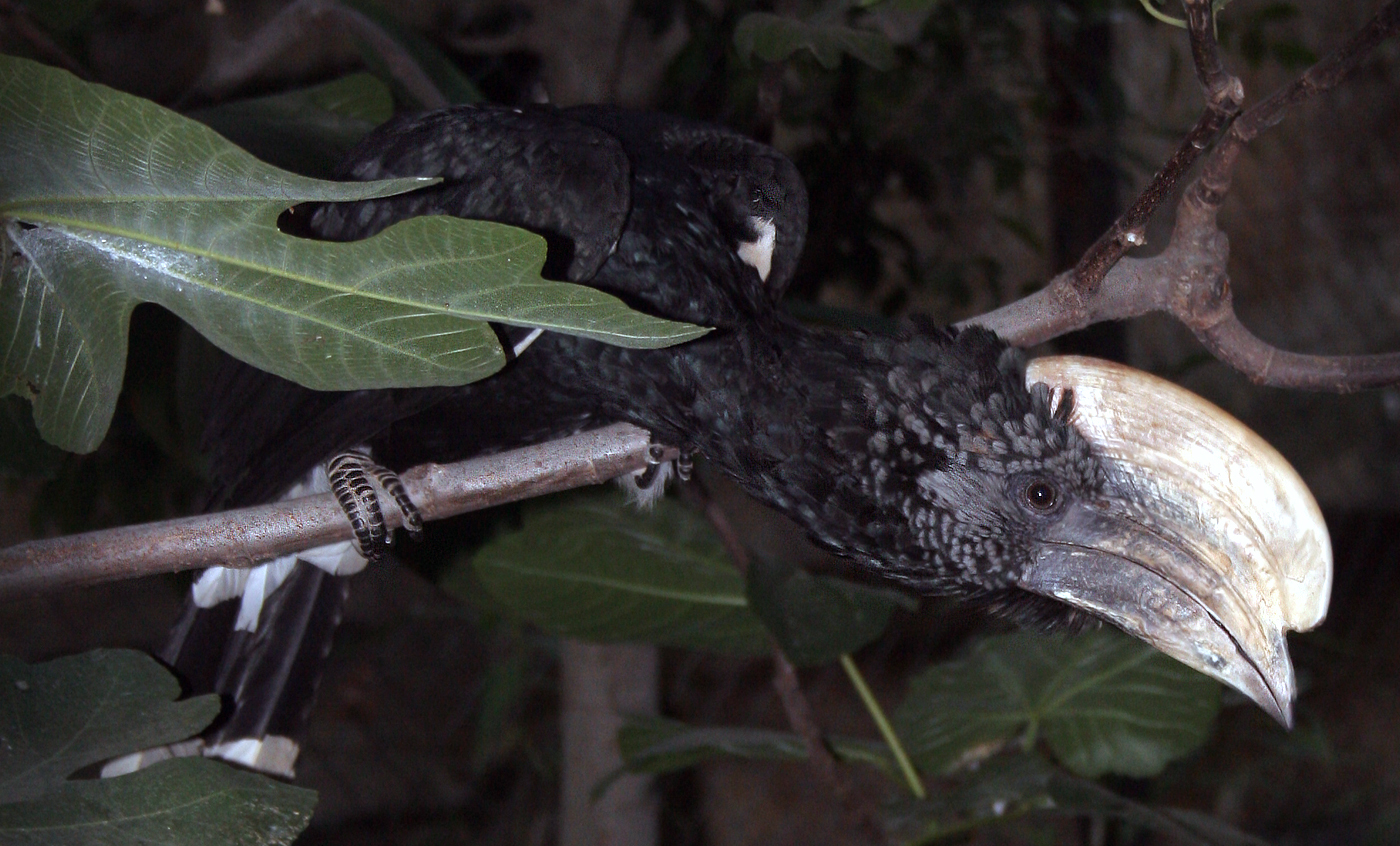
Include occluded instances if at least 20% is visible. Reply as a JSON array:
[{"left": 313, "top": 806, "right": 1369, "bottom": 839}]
[
  {"left": 634, "top": 443, "right": 695, "bottom": 491},
  {"left": 326, "top": 449, "right": 424, "bottom": 560}
]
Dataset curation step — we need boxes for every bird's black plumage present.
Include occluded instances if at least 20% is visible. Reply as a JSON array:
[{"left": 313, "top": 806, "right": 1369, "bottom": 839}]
[
  {"left": 164, "top": 103, "right": 1120, "bottom": 773},
  {"left": 317, "top": 106, "right": 1101, "bottom": 606},
  {"left": 212, "top": 104, "right": 1103, "bottom": 611}
]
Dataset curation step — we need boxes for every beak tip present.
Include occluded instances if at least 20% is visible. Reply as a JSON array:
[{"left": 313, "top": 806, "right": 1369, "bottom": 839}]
[
  {"left": 1025, "top": 355, "right": 1332, "bottom": 732},
  {"left": 1266, "top": 669, "right": 1296, "bottom": 729}
]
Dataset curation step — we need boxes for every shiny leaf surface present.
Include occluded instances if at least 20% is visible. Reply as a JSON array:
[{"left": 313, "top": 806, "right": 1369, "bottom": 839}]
[
  {"left": 467, "top": 491, "right": 770, "bottom": 655},
  {"left": 894, "top": 630, "right": 1219, "bottom": 778},
  {"left": 0, "top": 57, "right": 707, "bottom": 452}
]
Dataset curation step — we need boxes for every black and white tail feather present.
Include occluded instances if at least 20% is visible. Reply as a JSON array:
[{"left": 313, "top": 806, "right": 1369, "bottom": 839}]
[
  {"left": 103, "top": 450, "right": 414, "bottom": 778},
  {"left": 119, "top": 103, "right": 805, "bottom": 779}
]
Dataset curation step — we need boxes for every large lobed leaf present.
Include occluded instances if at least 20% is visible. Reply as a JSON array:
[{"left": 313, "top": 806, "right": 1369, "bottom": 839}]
[
  {"left": 465, "top": 490, "right": 902, "bottom": 660},
  {"left": 0, "top": 757, "right": 314, "bottom": 846},
  {"left": 893, "top": 630, "right": 1220, "bottom": 779},
  {"left": 466, "top": 491, "right": 771, "bottom": 655},
  {"left": 0, "top": 650, "right": 314, "bottom": 846},
  {"left": 0, "top": 651, "right": 217, "bottom": 802},
  {"left": 745, "top": 553, "right": 904, "bottom": 666},
  {"left": 889, "top": 753, "right": 1268, "bottom": 846},
  {"left": 0, "top": 56, "right": 707, "bottom": 453}
]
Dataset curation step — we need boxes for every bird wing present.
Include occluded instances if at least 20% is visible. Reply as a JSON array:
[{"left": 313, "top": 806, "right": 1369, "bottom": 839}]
[
  {"left": 157, "top": 104, "right": 810, "bottom": 777},
  {"left": 551, "top": 105, "right": 809, "bottom": 307},
  {"left": 655, "top": 117, "right": 809, "bottom": 302},
  {"left": 308, "top": 105, "right": 632, "bottom": 283}
]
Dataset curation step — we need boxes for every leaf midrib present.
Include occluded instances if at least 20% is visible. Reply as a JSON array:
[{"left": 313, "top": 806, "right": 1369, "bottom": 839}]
[
  {"left": 481, "top": 559, "right": 749, "bottom": 608},
  {"left": 16, "top": 219, "right": 488, "bottom": 373}
]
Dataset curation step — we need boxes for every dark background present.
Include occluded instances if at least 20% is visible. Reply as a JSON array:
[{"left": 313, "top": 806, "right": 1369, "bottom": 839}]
[{"left": 1, "top": 1, "right": 1398, "bottom": 843}]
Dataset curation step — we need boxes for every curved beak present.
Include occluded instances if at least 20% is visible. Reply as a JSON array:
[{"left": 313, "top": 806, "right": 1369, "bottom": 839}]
[{"left": 1021, "top": 357, "right": 1332, "bottom": 728}]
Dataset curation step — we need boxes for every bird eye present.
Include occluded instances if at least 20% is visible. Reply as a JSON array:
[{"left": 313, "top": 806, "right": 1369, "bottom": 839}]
[{"left": 1022, "top": 479, "right": 1060, "bottom": 513}]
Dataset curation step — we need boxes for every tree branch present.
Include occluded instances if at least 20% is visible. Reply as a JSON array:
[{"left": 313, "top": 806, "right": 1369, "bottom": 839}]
[
  {"left": 1068, "top": 0, "right": 1242, "bottom": 299},
  {"left": 1196, "top": 0, "right": 1400, "bottom": 202},
  {"left": 0, "top": 423, "right": 661, "bottom": 600},
  {"left": 771, "top": 652, "right": 887, "bottom": 845},
  {"left": 971, "top": 0, "right": 1400, "bottom": 392},
  {"left": 695, "top": 489, "right": 885, "bottom": 844},
  {"left": 189, "top": 0, "right": 448, "bottom": 108}
]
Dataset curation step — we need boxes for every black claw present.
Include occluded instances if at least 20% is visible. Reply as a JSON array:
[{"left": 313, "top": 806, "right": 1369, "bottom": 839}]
[
  {"left": 635, "top": 442, "right": 695, "bottom": 490},
  {"left": 328, "top": 450, "right": 386, "bottom": 560},
  {"left": 372, "top": 465, "right": 424, "bottom": 542},
  {"left": 326, "top": 450, "right": 423, "bottom": 559},
  {"left": 634, "top": 462, "right": 662, "bottom": 489}
]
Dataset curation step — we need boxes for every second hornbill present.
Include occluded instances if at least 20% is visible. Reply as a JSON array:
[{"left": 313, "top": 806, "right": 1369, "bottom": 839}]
[{"left": 127, "top": 104, "right": 1331, "bottom": 778}]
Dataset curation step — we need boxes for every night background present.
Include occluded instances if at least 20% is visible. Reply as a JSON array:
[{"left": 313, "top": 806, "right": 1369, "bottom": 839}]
[{"left": 1, "top": 1, "right": 1398, "bottom": 843}]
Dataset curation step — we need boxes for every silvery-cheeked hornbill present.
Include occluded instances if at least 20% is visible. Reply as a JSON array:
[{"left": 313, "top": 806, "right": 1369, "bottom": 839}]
[{"left": 107, "top": 104, "right": 1331, "bottom": 779}]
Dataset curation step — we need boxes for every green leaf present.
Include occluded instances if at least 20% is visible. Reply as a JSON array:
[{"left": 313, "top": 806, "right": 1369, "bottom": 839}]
[
  {"left": 619, "top": 716, "right": 809, "bottom": 773},
  {"left": 0, "top": 651, "right": 219, "bottom": 802},
  {"left": 0, "top": 757, "right": 315, "bottom": 846},
  {"left": 745, "top": 554, "right": 903, "bottom": 666},
  {"left": 465, "top": 491, "right": 770, "bottom": 655},
  {"left": 733, "top": 13, "right": 895, "bottom": 70},
  {"left": 893, "top": 630, "right": 1219, "bottom": 779},
  {"left": 188, "top": 74, "right": 394, "bottom": 178},
  {"left": 617, "top": 716, "right": 892, "bottom": 777},
  {"left": 0, "top": 651, "right": 315, "bottom": 845},
  {"left": 1043, "top": 764, "right": 1270, "bottom": 846},
  {"left": 0, "top": 56, "right": 708, "bottom": 452},
  {"left": 891, "top": 753, "right": 1268, "bottom": 845}
]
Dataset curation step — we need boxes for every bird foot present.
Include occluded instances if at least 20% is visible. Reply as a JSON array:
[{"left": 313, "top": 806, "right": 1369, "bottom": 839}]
[
  {"left": 326, "top": 449, "right": 424, "bottom": 560},
  {"left": 621, "top": 442, "right": 694, "bottom": 508},
  {"left": 633, "top": 444, "right": 669, "bottom": 490}
]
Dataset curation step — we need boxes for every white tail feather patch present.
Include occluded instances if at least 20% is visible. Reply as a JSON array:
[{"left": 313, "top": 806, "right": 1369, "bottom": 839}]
[
  {"left": 513, "top": 327, "right": 545, "bottom": 357},
  {"left": 206, "top": 736, "right": 300, "bottom": 778},
  {"left": 190, "top": 458, "right": 367, "bottom": 632},
  {"left": 100, "top": 739, "right": 204, "bottom": 778}
]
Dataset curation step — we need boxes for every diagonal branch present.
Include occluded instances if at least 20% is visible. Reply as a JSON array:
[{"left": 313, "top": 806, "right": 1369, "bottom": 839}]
[
  {"left": 0, "top": 423, "right": 661, "bottom": 600},
  {"left": 1068, "top": 0, "right": 1242, "bottom": 300},
  {"left": 188, "top": 0, "right": 449, "bottom": 108},
  {"left": 697, "top": 488, "right": 885, "bottom": 844},
  {"left": 1195, "top": 0, "right": 1400, "bottom": 203},
  {"left": 976, "top": 0, "right": 1400, "bottom": 392}
]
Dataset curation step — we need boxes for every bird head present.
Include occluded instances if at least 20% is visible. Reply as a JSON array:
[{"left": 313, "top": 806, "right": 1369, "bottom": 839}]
[{"left": 822, "top": 327, "right": 1331, "bottom": 727}]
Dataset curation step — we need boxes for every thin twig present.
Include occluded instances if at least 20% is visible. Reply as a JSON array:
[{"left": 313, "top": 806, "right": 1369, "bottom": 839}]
[
  {"left": 1183, "top": 0, "right": 1234, "bottom": 98},
  {"left": 189, "top": 0, "right": 448, "bottom": 108},
  {"left": 1069, "top": 0, "right": 1242, "bottom": 299},
  {"left": 976, "top": 0, "right": 1400, "bottom": 392},
  {"left": 1196, "top": 0, "right": 1400, "bottom": 202},
  {"left": 0, "top": 423, "right": 659, "bottom": 599},
  {"left": 691, "top": 485, "right": 885, "bottom": 843},
  {"left": 772, "top": 652, "right": 887, "bottom": 845},
  {"left": 970, "top": 172, "right": 1400, "bottom": 390}
]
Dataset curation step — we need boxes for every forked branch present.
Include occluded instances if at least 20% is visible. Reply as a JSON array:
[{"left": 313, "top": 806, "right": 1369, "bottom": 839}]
[{"left": 974, "top": 0, "right": 1400, "bottom": 392}]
